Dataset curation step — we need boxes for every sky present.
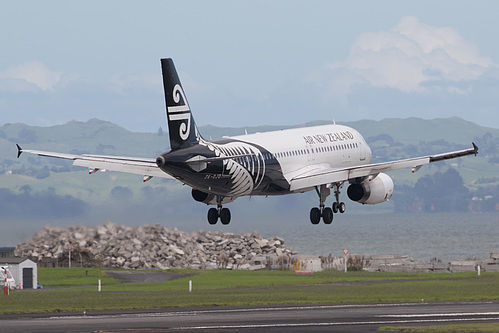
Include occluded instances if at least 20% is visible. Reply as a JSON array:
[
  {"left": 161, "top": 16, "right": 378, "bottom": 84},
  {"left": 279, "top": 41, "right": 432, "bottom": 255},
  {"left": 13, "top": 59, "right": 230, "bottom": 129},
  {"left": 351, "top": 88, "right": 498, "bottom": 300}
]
[{"left": 1, "top": 1, "right": 499, "bottom": 132}]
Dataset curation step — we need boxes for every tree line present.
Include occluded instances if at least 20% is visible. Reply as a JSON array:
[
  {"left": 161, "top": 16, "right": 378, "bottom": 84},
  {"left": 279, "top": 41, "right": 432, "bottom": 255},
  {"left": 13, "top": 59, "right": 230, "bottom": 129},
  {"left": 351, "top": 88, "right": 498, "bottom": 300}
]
[{"left": 392, "top": 168, "right": 498, "bottom": 213}]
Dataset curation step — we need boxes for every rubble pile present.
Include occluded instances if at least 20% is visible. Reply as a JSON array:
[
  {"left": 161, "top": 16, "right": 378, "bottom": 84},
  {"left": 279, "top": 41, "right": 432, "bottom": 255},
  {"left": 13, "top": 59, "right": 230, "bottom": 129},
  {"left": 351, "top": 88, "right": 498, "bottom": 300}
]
[{"left": 14, "top": 222, "right": 298, "bottom": 270}]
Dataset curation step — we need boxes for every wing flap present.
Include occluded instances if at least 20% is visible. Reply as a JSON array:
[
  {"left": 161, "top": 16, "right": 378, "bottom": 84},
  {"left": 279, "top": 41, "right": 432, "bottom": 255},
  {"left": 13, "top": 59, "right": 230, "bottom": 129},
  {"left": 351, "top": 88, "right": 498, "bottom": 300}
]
[
  {"left": 73, "top": 159, "right": 171, "bottom": 178},
  {"left": 17, "top": 146, "right": 174, "bottom": 179},
  {"left": 290, "top": 143, "right": 477, "bottom": 192}
]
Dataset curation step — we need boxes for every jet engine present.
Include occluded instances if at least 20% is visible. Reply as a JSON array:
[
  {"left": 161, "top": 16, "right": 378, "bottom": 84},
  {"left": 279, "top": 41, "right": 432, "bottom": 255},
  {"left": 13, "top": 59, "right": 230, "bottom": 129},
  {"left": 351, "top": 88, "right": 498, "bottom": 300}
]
[
  {"left": 347, "top": 173, "right": 394, "bottom": 205},
  {"left": 191, "top": 189, "right": 235, "bottom": 205}
]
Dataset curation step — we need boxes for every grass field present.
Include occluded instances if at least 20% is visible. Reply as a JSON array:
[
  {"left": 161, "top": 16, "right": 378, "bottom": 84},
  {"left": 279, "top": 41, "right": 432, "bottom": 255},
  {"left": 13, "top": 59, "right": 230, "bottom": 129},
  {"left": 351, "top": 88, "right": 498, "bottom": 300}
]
[
  {"left": 37, "top": 267, "right": 120, "bottom": 287},
  {"left": 0, "top": 268, "right": 498, "bottom": 315}
]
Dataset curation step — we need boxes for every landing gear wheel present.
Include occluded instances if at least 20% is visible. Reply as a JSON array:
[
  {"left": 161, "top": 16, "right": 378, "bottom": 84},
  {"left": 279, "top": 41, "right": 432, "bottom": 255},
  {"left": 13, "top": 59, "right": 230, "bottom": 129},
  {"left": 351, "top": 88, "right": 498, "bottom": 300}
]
[
  {"left": 332, "top": 202, "right": 339, "bottom": 214},
  {"left": 207, "top": 208, "right": 219, "bottom": 225},
  {"left": 310, "top": 207, "right": 321, "bottom": 225},
  {"left": 339, "top": 202, "right": 346, "bottom": 214},
  {"left": 220, "top": 208, "right": 231, "bottom": 225},
  {"left": 322, "top": 207, "right": 333, "bottom": 224}
]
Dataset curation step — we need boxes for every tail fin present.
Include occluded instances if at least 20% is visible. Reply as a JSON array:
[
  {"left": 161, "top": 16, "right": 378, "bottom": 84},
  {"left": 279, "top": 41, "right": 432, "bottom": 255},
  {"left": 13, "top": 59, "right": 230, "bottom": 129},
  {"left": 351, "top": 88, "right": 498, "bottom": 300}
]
[{"left": 161, "top": 58, "right": 201, "bottom": 150}]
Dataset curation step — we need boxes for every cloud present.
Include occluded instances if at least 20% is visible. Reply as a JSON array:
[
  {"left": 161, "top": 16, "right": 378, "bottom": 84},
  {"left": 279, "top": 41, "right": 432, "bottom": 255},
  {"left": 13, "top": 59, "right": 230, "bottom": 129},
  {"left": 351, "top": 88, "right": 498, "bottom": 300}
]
[
  {"left": 109, "top": 72, "right": 162, "bottom": 95},
  {"left": 320, "top": 16, "right": 497, "bottom": 96},
  {"left": 0, "top": 62, "right": 63, "bottom": 91}
]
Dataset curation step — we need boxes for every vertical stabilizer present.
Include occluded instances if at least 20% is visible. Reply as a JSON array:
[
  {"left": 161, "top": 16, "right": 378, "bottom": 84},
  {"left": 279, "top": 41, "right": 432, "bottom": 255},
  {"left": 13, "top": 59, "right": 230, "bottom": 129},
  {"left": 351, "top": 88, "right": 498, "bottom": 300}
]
[{"left": 161, "top": 58, "right": 200, "bottom": 150}]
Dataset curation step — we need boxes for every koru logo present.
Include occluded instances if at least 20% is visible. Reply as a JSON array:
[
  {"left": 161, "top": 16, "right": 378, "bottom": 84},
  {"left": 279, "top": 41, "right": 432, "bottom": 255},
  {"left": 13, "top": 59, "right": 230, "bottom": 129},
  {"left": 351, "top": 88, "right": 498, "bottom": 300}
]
[{"left": 167, "top": 84, "right": 191, "bottom": 140}]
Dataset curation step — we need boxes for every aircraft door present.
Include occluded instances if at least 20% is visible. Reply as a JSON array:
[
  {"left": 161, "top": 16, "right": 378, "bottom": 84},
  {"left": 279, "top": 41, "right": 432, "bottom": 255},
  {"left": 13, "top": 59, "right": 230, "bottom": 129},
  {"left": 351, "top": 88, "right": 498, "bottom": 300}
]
[
  {"left": 306, "top": 144, "right": 315, "bottom": 163},
  {"left": 360, "top": 142, "right": 367, "bottom": 161}
]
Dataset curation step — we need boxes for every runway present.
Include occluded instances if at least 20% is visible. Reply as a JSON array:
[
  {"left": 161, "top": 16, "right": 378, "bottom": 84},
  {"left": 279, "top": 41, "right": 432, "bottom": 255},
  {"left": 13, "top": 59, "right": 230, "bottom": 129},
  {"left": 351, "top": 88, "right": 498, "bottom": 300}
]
[{"left": 2, "top": 301, "right": 499, "bottom": 332}]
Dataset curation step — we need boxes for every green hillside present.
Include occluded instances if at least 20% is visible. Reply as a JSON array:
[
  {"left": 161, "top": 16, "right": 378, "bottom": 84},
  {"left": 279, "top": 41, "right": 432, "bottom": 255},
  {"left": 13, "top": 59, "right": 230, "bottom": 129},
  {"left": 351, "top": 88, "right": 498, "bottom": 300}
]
[
  {"left": 0, "top": 119, "right": 168, "bottom": 158},
  {"left": 345, "top": 117, "right": 499, "bottom": 144},
  {"left": 2, "top": 117, "right": 494, "bottom": 157},
  {"left": 202, "top": 117, "right": 499, "bottom": 145},
  {"left": 1, "top": 116, "right": 496, "bottom": 187}
]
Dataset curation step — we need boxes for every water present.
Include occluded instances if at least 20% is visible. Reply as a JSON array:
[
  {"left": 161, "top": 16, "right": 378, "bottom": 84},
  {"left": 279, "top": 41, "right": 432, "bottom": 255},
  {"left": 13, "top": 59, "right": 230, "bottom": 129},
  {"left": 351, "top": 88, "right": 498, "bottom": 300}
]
[
  {"left": 3, "top": 210, "right": 498, "bottom": 265},
  {"left": 259, "top": 212, "right": 499, "bottom": 263}
]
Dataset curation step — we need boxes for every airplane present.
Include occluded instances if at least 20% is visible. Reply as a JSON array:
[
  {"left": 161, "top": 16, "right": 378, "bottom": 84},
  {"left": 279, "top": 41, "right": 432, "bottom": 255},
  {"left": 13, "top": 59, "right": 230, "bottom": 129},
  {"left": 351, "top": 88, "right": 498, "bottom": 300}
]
[{"left": 17, "top": 58, "right": 479, "bottom": 225}]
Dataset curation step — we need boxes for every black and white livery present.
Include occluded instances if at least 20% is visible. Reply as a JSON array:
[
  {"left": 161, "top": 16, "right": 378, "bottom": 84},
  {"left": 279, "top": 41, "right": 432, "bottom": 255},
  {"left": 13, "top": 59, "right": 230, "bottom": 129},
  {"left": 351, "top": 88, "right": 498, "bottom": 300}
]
[{"left": 17, "top": 58, "right": 479, "bottom": 225}]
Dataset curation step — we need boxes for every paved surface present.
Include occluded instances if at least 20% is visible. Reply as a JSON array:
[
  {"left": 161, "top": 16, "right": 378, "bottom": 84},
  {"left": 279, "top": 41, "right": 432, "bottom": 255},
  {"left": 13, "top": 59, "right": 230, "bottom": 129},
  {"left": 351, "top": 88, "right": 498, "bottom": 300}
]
[{"left": 1, "top": 301, "right": 499, "bottom": 332}]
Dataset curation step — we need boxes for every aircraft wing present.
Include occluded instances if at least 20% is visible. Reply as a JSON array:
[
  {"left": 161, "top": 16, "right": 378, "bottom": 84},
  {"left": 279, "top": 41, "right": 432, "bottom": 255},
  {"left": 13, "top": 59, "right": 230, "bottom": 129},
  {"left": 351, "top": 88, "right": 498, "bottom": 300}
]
[
  {"left": 16, "top": 145, "right": 173, "bottom": 180},
  {"left": 289, "top": 142, "right": 478, "bottom": 192}
]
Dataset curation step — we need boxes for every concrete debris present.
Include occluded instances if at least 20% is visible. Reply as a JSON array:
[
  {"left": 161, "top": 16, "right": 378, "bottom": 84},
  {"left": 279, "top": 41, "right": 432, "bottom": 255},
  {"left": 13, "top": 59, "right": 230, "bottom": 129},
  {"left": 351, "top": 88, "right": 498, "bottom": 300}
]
[
  {"left": 14, "top": 223, "right": 499, "bottom": 273},
  {"left": 14, "top": 222, "right": 298, "bottom": 270},
  {"left": 353, "top": 253, "right": 499, "bottom": 273}
]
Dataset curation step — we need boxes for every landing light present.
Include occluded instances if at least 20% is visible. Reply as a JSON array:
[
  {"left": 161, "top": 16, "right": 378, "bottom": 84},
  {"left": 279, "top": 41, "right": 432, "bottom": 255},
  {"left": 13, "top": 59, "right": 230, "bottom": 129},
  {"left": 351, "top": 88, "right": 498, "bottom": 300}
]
[{"left": 412, "top": 165, "right": 422, "bottom": 173}]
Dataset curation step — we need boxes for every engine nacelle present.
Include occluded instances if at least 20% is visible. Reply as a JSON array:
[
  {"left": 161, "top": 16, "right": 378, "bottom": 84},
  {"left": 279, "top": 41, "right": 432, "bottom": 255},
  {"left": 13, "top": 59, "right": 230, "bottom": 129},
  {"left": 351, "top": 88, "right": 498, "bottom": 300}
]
[
  {"left": 347, "top": 173, "right": 394, "bottom": 205},
  {"left": 191, "top": 189, "right": 236, "bottom": 205}
]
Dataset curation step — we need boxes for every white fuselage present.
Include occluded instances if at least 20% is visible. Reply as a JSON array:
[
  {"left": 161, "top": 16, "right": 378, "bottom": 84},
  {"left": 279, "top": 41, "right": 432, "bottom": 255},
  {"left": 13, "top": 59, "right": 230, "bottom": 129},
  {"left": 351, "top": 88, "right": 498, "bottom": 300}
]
[{"left": 231, "top": 124, "right": 372, "bottom": 188}]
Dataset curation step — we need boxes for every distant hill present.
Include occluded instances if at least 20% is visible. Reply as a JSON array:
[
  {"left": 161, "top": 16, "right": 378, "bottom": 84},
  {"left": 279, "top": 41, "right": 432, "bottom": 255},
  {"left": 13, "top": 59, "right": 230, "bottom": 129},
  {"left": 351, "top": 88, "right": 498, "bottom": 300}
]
[
  {"left": 0, "top": 119, "right": 167, "bottom": 158},
  {"left": 345, "top": 117, "right": 499, "bottom": 144},
  {"left": 2, "top": 116, "right": 495, "bottom": 154},
  {"left": 1, "top": 116, "right": 496, "bottom": 182},
  {"left": 200, "top": 117, "right": 499, "bottom": 144}
]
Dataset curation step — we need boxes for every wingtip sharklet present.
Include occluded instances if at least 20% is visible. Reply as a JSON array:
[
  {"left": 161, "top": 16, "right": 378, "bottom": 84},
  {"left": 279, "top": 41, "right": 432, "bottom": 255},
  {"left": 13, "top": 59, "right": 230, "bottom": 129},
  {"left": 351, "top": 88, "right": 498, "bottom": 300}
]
[
  {"left": 472, "top": 142, "right": 478, "bottom": 156},
  {"left": 16, "top": 144, "right": 22, "bottom": 158}
]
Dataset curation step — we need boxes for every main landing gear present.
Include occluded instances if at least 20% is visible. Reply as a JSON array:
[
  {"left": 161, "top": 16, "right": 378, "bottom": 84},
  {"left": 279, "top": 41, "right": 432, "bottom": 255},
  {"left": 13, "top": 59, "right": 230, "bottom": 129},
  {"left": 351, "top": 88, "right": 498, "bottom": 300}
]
[
  {"left": 207, "top": 196, "right": 231, "bottom": 225},
  {"left": 310, "top": 184, "right": 346, "bottom": 225}
]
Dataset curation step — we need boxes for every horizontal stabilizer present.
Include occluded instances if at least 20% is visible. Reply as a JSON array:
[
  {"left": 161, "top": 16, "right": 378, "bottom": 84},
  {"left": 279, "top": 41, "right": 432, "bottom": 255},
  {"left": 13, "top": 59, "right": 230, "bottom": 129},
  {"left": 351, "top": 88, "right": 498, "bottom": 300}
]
[{"left": 185, "top": 153, "right": 254, "bottom": 164}]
